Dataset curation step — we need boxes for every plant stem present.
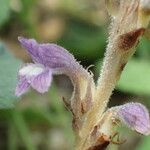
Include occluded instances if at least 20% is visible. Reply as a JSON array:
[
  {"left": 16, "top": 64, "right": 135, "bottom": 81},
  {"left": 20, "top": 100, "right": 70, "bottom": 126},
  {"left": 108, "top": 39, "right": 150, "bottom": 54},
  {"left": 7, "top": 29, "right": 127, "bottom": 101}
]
[{"left": 75, "top": 0, "right": 146, "bottom": 149}]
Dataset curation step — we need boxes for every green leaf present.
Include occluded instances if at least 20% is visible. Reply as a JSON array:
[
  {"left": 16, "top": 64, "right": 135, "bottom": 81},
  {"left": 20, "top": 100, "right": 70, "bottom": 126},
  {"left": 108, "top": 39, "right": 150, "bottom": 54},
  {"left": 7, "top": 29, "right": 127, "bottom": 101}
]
[
  {"left": 136, "top": 37, "right": 150, "bottom": 60},
  {"left": 136, "top": 136, "right": 150, "bottom": 150},
  {"left": 117, "top": 59, "right": 150, "bottom": 96},
  {"left": 0, "top": 43, "right": 21, "bottom": 108},
  {"left": 0, "top": 0, "right": 10, "bottom": 26}
]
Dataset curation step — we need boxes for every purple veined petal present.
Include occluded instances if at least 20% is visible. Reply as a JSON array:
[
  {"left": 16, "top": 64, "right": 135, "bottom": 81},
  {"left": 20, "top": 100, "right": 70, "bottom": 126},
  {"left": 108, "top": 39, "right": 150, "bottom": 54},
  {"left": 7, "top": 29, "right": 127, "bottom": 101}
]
[
  {"left": 115, "top": 103, "right": 150, "bottom": 135},
  {"left": 15, "top": 76, "right": 30, "bottom": 97},
  {"left": 18, "top": 37, "right": 42, "bottom": 64},
  {"left": 30, "top": 70, "right": 52, "bottom": 93},
  {"left": 16, "top": 63, "right": 52, "bottom": 96},
  {"left": 18, "top": 37, "right": 79, "bottom": 71}
]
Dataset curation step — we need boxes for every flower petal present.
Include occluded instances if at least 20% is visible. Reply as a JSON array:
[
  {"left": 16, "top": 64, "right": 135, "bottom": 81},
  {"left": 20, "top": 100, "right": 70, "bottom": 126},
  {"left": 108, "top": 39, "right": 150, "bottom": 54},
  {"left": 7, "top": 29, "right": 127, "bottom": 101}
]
[
  {"left": 18, "top": 37, "right": 81, "bottom": 74},
  {"left": 15, "top": 76, "right": 30, "bottom": 96},
  {"left": 19, "top": 63, "right": 45, "bottom": 77},
  {"left": 116, "top": 103, "right": 150, "bottom": 135},
  {"left": 18, "top": 37, "right": 41, "bottom": 63},
  {"left": 30, "top": 69, "right": 52, "bottom": 93},
  {"left": 16, "top": 63, "right": 52, "bottom": 96}
]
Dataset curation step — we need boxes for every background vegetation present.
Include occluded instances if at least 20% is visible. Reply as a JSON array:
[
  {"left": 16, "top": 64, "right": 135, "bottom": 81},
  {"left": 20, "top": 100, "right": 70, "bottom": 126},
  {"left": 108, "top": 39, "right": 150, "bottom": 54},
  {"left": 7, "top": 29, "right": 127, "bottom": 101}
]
[{"left": 0, "top": 0, "right": 150, "bottom": 149}]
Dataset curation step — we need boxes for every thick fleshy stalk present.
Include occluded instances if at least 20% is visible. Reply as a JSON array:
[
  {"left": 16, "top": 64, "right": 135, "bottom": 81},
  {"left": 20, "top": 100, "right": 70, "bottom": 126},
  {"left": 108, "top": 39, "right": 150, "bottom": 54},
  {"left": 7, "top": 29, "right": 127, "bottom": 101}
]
[{"left": 75, "top": 0, "right": 150, "bottom": 149}]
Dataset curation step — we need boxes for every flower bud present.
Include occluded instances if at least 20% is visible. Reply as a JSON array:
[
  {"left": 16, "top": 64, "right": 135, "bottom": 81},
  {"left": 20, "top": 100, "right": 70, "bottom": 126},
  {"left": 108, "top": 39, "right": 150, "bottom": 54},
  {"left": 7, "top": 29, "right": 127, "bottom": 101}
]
[{"left": 116, "top": 103, "right": 150, "bottom": 135}]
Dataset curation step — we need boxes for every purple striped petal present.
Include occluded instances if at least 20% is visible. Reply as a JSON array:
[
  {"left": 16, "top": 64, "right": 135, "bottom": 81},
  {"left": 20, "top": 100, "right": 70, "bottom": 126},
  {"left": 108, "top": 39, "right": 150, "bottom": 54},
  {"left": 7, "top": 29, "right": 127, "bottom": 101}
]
[
  {"left": 116, "top": 103, "right": 150, "bottom": 135},
  {"left": 15, "top": 76, "right": 30, "bottom": 97},
  {"left": 15, "top": 64, "right": 52, "bottom": 96},
  {"left": 18, "top": 37, "right": 41, "bottom": 63},
  {"left": 30, "top": 70, "right": 52, "bottom": 93}
]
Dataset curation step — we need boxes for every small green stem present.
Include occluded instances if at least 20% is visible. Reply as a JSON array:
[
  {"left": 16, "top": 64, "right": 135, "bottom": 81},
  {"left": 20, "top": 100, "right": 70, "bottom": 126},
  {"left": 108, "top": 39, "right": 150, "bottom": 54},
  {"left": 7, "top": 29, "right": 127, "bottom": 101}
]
[{"left": 11, "top": 109, "right": 37, "bottom": 150}]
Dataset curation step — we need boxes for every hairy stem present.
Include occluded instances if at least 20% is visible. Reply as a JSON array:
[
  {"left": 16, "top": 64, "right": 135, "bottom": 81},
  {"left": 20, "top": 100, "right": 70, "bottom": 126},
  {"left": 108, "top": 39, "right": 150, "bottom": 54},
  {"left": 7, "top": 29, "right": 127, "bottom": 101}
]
[{"left": 75, "top": 0, "right": 146, "bottom": 149}]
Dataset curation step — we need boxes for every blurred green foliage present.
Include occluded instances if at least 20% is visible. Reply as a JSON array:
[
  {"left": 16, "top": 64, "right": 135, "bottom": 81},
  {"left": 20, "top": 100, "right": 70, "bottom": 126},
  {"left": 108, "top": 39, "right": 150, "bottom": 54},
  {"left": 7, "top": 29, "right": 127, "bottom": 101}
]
[
  {"left": 137, "top": 37, "right": 150, "bottom": 60},
  {"left": 0, "top": 85, "right": 73, "bottom": 150},
  {"left": 117, "top": 58, "right": 150, "bottom": 96},
  {"left": 0, "top": 43, "right": 21, "bottom": 108},
  {"left": 58, "top": 20, "right": 107, "bottom": 64},
  {"left": 16, "top": 0, "right": 37, "bottom": 36},
  {"left": 0, "top": 0, "right": 10, "bottom": 26},
  {"left": 137, "top": 136, "right": 150, "bottom": 150}
]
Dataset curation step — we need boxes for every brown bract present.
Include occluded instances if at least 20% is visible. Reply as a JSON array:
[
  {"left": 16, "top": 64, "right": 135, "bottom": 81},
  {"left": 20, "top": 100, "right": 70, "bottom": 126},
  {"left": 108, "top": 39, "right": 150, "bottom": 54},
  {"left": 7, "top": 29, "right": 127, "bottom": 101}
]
[
  {"left": 88, "top": 134, "right": 110, "bottom": 150},
  {"left": 118, "top": 28, "right": 145, "bottom": 51}
]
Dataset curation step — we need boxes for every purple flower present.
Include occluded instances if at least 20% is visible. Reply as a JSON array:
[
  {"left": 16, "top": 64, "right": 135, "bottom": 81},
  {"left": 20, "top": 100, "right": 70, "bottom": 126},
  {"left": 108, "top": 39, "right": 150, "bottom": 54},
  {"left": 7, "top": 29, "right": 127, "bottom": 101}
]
[
  {"left": 15, "top": 37, "right": 150, "bottom": 141},
  {"left": 16, "top": 37, "right": 88, "bottom": 96},
  {"left": 115, "top": 103, "right": 150, "bottom": 135}
]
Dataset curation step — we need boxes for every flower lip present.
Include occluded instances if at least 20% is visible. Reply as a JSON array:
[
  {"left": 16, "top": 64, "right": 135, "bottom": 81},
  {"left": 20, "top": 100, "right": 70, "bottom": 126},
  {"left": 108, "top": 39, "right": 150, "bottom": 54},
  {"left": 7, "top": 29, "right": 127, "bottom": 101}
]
[
  {"left": 19, "top": 64, "right": 45, "bottom": 77},
  {"left": 15, "top": 76, "right": 30, "bottom": 97},
  {"left": 16, "top": 63, "right": 52, "bottom": 96}
]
